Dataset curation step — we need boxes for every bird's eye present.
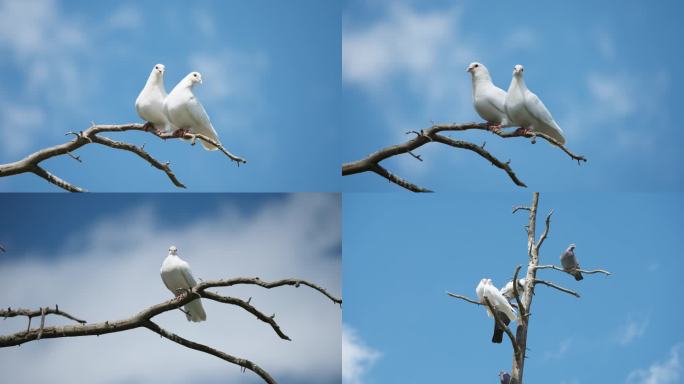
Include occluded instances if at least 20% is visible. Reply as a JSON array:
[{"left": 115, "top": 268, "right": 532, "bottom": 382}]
[
  {"left": 474, "top": 64, "right": 479, "bottom": 68},
  {"left": 193, "top": 73, "right": 198, "bottom": 77},
  {"left": 155, "top": 66, "right": 158, "bottom": 69}
]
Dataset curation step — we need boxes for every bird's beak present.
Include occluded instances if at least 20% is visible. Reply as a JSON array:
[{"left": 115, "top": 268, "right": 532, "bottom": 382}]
[
  {"left": 466, "top": 67, "right": 472, "bottom": 73},
  {"left": 199, "top": 78, "right": 203, "bottom": 84}
]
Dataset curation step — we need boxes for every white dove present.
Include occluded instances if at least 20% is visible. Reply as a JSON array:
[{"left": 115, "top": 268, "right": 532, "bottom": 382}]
[
  {"left": 164, "top": 71, "right": 221, "bottom": 151},
  {"left": 135, "top": 64, "right": 173, "bottom": 134},
  {"left": 466, "top": 62, "right": 509, "bottom": 129},
  {"left": 483, "top": 279, "right": 517, "bottom": 322},
  {"left": 500, "top": 278, "right": 527, "bottom": 300},
  {"left": 476, "top": 279, "right": 517, "bottom": 343},
  {"left": 505, "top": 64, "right": 566, "bottom": 144},
  {"left": 160, "top": 245, "right": 207, "bottom": 322}
]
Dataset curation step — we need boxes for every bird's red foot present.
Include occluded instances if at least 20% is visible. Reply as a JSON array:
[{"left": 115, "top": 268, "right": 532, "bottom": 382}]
[
  {"left": 486, "top": 122, "right": 502, "bottom": 131},
  {"left": 513, "top": 127, "right": 531, "bottom": 136}
]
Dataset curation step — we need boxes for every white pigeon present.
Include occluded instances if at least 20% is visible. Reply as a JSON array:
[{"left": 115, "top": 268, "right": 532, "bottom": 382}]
[
  {"left": 135, "top": 64, "right": 173, "bottom": 134},
  {"left": 482, "top": 279, "right": 517, "bottom": 322},
  {"left": 164, "top": 71, "right": 221, "bottom": 151},
  {"left": 505, "top": 64, "right": 566, "bottom": 144},
  {"left": 160, "top": 245, "right": 207, "bottom": 322},
  {"left": 466, "top": 62, "right": 509, "bottom": 128},
  {"left": 500, "top": 278, "right": 527, "bottom": 300}
]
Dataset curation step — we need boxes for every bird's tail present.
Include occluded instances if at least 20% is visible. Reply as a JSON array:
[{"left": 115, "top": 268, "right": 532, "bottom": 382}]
[
  {"left": 184, "top": 298, "right": 207, "bottom": 322},
  {"left": 574, "top": 272, "right": 584, "bottom": 281},
  {"left": 200, "top": 139, "right": 220, "bottom": 151},
  {"left": 491, "top": 310, "right": 511, "bottom": 344}
]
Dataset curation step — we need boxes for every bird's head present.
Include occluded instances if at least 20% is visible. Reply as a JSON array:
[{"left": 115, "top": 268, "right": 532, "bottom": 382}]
[
  {"left": 188, "top": 71, "right": 203, "bottom": 85},
  {"left": 569, "top": 243, "right": 576, "bottom": 251},
  {"left": 513, "top": 64, "right": 524, "bottom": 77},
  {"left": 169, "top": 245, "right": 178, "bottom": 255},
  {"left": 154, "top": 64, "right": 165, "bottom": 75},
  {"left": 466, "top": 62, "right": 491, "bottom": 78}
]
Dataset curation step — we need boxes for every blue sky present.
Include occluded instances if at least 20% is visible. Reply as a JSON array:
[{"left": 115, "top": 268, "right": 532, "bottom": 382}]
[
  {"left": 0, "top": 193, "right": 341, "bottom": 384},
  {"left": 342, "top": 0, "right": 684, "bottom": 192},
  {"left": 0, "top": 0, "right": 340, "bottom": 192},
  {"left": 343, "top": 192, "right": 683, "bottom": 383}
]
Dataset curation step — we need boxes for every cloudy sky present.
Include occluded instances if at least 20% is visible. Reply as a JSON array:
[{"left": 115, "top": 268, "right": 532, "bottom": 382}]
[
  {"left": 0, "top": 0, "right": 340, "bottom": 192},
  {"left": 342, "top": 0, "right": 684, "bottom": 191},
  {"left": 343, "top": 192, "right": 682, "bottom": 383},
  {"left": 0, "top": 193, "right": 341, "bottom": 384}
]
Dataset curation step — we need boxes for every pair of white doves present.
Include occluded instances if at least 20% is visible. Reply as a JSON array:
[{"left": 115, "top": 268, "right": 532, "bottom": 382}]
[
  {"left": 467, "top": 62, "right": 566, "bottom": 145},
  {"left": 135, "top": 64, "right": 220, "bottom": 151}
]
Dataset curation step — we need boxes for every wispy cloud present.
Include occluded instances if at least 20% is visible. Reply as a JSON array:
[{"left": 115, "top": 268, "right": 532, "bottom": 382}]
[
  {"left": 342, "top": 3, "right": 478, "bottom": 135},
  {"left": 503, "top": 27, "right": 538, "bottom": 52},
  {"left": 107, "top": 4, "right": 143, "bottom": 30},
  {"left": 0, "top": 101, "right": 45, "bottom": 155},
  {"left": 626, "top": 344, "right": 682, "bottom": 384},
  {"left": 544, "top": 338, "right": 573, "bottom": 361},
  {"left": 342, "top": 324, "right": 380, "bottom": 384},
  {"left": 616, "top": 314, "right": 650, "bottom": 345},
  {"left": 0, "top": 195, "right": 341, "bottom": 383},
  {"left": 193, "top": 8, "right": 217, "bottom": 38}
]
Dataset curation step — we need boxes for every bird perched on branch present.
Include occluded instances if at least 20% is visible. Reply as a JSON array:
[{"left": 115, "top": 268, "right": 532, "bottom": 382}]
[
  {"left": 466, "top": 62, "right": 509, "bottom": 130},
  {"left": 160, "top": 245, "right": 207, "bottom": 322},
  {"left": 499, "top": 371, "right": 512, "bottom": 384},
  {"left": 164, "top": 71, "right": 221, "bottom": 151},
  {"left": 476, "top": 279, "right": 517, "bottom": 343},
  {"left": 560, "top": 243, "right": 583, "bottom": 281},
  {"left": 505, "top": 64, "right": 566, "bottom": 144},
  {"left": 135, "top": 64, "right": 173, "bottom": 134},
  {"left": 500, "top": 278, "right": 527, "bottom": 301}
]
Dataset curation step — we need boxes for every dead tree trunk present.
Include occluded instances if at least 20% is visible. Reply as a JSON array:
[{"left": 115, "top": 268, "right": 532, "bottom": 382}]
[{"left": 447, "top": 192, "right": 611, "bottom": 384}]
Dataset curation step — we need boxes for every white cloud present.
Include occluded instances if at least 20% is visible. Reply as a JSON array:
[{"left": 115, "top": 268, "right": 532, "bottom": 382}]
[
  {"left": 193, "top": 8, "right": 217, "bottom": 38},
  {"left": 0, "top": 101, "right": 45, "bottom": 155},
  {"left": 107, "top": 4, "right": 143, "bottom": 30},
  {"left": 188, "top": 49, "right": 269, "bottom": 135},
  {"left": 587, "top": 73, "right": 635, "bottom": 118},
  {"left": 0, "top": 195, "right": 341, "bottom": 384},
  {"left": 544, "top": 338, "right": 573, "bottom": 361},
  {"left": 342, "top": 4, "right": 462, "bottom": 87},
  {"left": 503, "top": 27, "right": 538, "bottom": 52},
  {"left": 342, "top": 3, "right": 479, "bottom": 135},
  {"left": 626, "top": 344, "right": 682, "bottom": 384},
  {"left": 0, "top": 0, "right": 88, "bottom": 100},
  {"left": 342, "top": 324, "right": 380, "bottom": 384},
  {"left": 617, "top": 315, "right": 649, "bottom": 345}
]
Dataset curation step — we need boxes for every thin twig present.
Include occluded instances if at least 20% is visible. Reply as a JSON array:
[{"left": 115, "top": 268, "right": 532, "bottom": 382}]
[
  {"left": 445, "top": 292, "right": 481, "bottom": 306},
  {"left": 536, "top": 210, "right": 553, "bottom": 250},
  {"left": 533, "top": 279, "right": 580, "bottom": 298},
  {"left": 534, "top": 264, "right": 612, "bottom": 276}
]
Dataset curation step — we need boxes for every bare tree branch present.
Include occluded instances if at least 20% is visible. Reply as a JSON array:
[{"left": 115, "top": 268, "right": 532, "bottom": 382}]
[
  {"left": 483, "top": 297, "right": 521, "bottom": 360},
  {"left": 0, "top": 277, "right": 340, "bottom": 384},
  {"left": 342, "top": 123, "right": 586, "bottom": 192},
  {"left": 533, "top": 279, "right": 580, "bottom": 298},
  {"left": 536, "top": 210, "right": 553, "bottom": 250},
  {"left": 0, "top": 123, "right": 247, "bottom": 192},
  {"left": 534, "top": 264, "right": 612, "bottom": 276},
  {"left": 511, "top": 266, "right": 525, "bottom": 318},
  {"left": 445, "top": 292, "right": 482, "bottom": 306},
  {"left": 1, "top": 305, "right": 86, "bottom": 325},
  {"left": 143, "top": 320, "right": 276, "bottom": 384}
]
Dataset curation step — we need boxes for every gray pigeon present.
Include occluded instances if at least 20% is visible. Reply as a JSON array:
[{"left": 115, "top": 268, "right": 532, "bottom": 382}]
[
  {"left": 499, "top": 371, "right": 511, "bottom": 384},
  {"left": 560, "top": 243, "right": 583, "bottom": 281}
]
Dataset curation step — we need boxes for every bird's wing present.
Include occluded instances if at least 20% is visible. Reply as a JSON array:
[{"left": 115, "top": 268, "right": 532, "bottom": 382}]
[
  {"left": 187, "top": 98, "right": 220, "bottom": 150},
  {"left": 523, "top": 90, "right": 565, "bottom": 143},
  {"left": 179, "top": 262, "right": 198, "bottom": 289},
  {"left": 486, "top": 285, "right": 517, "bottom": 321}
]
